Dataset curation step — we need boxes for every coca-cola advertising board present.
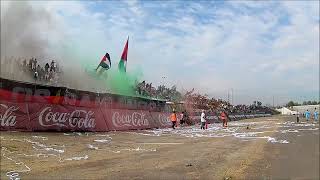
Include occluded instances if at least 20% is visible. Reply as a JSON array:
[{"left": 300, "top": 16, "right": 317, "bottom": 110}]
[
  {"left": 150, "top": 112, "right": 172, "bottom": 128},
  {"left": 102, "top": 109, "right": 158, "bottom": 131},
  {"left": 27, "top": 103, "right": 108, "bottom": 132},
  {"left": 0, "top": 100, "right": 31, "bottom": 131}
]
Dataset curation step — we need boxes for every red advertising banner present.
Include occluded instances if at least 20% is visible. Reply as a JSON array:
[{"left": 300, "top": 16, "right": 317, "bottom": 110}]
[
  {"left": 0, "top": 100, "right": 31, "bottom": 131},
  {"left": 27, "top": 103, "right": 108, "bottom": 132},
  {"left": 101, "top": 109, "right": 158, "bottom": 131},
  {"left": 149, "top": 112, "right": 172, "bottom": 128},
  {"left": 0, "top": 99, "right": 174, "bottom": 132}
]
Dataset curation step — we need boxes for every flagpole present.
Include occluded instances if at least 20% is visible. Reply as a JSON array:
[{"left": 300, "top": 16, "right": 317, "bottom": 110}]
[{"left": 126, "top": 36, "right": 129, "bottom": 72}]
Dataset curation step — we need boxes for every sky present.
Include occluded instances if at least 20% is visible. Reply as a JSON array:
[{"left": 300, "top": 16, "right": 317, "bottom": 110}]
[{"left": 1, "top": 0, "right": 319, "bottom": 105}]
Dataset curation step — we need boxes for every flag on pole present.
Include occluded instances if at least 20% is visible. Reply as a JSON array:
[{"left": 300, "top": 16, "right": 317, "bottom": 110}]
[
  {"left": 118, "top": 37, "right": 128, "bottom": 72},
  {"left": 96, "top": 52, "right": 111, "bottom": 71}
]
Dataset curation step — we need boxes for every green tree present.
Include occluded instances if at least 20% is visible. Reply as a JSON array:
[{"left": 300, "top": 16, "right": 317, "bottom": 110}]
[
  {"left": 286, "top": 101, "right": 296, "bottom": 107},
  {"left": 257, "top": 101, "right": 262, "bottom": 107}
]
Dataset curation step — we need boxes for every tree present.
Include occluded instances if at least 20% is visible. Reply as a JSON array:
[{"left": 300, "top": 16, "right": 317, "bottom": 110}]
[
  {"left": 286, "top": 101, "right": 296, "bottom": 107},
  {"left": 257, "top": 101, "right": 262, "bottom": 107},
  {"left": 302, "top": 101, "right": 319, "bottom": 105},
  {"left": 253, "top": 101, "right": 257, "bottom": 106},
  {"left": 286, "top": 101, "right": 300, "bottom": 107}
]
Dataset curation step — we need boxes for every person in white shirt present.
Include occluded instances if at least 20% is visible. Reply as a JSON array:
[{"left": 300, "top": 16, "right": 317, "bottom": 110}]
[{"left": 200, "top": 110, "right": 206, "bottom": 130}]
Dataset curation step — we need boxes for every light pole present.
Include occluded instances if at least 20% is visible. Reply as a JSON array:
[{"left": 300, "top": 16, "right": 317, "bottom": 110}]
[
  {"left": 273, "top": 96, "right": 275, "bottom": 108},
  {"left": 227, "top": 91, "right": 230, "bottom": 104},
  {"left": 231, "top": 88, "right": 234, "bottom": 105},
  {"left": 227, "top": 88, "right": 234, "bottom": 105},
  {"left": 161, "top": 76, "right": 166, "bottom": 86}
]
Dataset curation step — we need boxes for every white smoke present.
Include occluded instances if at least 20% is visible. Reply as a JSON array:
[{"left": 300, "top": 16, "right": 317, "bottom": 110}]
[
  {"left": 0, "top": 1, "right": 108, "bottom": 92},
  {"left": 1, "top": 1, "right": 59, "bottom": 59}
]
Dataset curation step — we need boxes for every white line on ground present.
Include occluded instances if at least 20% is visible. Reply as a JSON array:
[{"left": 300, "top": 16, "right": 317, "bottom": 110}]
[{"left": 140, "top": 143, "right": 184, "bottom": 145}]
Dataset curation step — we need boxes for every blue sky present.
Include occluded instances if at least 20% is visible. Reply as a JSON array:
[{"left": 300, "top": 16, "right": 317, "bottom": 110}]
[{"left": 1, "top": 0, "right": 319, "bottom": 105}]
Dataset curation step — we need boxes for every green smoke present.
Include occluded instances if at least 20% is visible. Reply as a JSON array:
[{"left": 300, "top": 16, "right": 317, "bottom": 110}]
[
  {"left": 84, "top": 63, "right": 144, "bottom": 97},
  {"left": 106, "top": 68, "right": 142, "bottom": 96}
]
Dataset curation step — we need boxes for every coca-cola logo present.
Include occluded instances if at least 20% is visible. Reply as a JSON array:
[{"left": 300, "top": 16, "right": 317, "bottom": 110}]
[
  {"left": 39, "top": 107, "right": 96, "bottom": 128},
  {"left": 112, "top": 112, "right": 149, "bottom": 127},
  {"left": 158, "top": 114, "right": 171, "bottom": 126},
  {"left": 0, "top": 104, "right": 18, "bottom": 127}
]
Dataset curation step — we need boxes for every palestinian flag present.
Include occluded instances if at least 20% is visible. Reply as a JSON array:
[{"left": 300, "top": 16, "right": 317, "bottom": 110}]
[
  {"left": 118, "top": 37, "right": 128, "bottom": 72},
  {"left": 96, "top": 52, "right": 111, "bottom": 71}
]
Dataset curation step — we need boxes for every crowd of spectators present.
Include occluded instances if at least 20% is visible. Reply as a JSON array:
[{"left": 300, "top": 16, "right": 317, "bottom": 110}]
[
  {"left": 1, "top": 56, "right": 61, "bottom": 84},
  {"left": 134, "top": 80, "right": 182, "bottom": 101},
  {"left": 21, "top": 57, "right": 60, "bottom": 83},
  {"left": 4, "top": 56, "right": 61, "bottom": 84},
  {"left": 225, "top": 104, "right": 274, "bottom": 114},
  {"left": 133, "top": 81, "right": 274, "bottom": 114},
  {"left": 183, "top": 92, "right": 274, "bottom": 115},
  {"left": 135, "top": 80, "right": 156, "bottom": 97}
]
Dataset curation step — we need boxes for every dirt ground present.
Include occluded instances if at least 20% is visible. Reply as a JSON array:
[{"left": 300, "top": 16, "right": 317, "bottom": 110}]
[{"left": 1, "top": 115, "right": 319, "bottom": 180}]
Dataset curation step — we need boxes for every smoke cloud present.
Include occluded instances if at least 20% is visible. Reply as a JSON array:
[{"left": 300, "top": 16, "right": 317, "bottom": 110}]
[
  {"left": 0, "top": 1, "right": 141, "bottom": 95},
  {"left": 1, "top": 1, "right": 56, "bottom": 59}
]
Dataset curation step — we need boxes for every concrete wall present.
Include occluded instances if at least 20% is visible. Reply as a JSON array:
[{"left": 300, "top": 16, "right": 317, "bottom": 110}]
[{"left": 291, "top": 105, "right": 320, "bottom": 114}]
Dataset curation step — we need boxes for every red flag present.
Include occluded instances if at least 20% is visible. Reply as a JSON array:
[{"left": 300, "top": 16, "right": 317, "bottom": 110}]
[
  {"left": 118, "top": 37, "right": 129, "bottom": 72},
  {"left": 121, "top": 37, "right": 129, "bottom": 61}
]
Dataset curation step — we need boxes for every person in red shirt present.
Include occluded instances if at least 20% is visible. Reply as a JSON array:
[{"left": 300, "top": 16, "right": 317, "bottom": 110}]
[{"left": 220, "top": 110, "right": 229, "bottom": 127}]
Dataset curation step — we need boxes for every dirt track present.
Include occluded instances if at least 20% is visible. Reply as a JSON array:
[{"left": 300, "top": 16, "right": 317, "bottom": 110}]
[{"left": 1, "top": 115, "right": 319, "bottom": 180}]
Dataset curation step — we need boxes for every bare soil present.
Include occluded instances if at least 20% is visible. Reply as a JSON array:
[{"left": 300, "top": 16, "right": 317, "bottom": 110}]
[{"left": 1, "top": 115, "right": 319, "bottom": 180}]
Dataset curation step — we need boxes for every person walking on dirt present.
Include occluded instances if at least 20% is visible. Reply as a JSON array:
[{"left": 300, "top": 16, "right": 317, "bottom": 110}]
[
  {"left": 314, "top": 108, "right": 318, "bottom": 122},
  {"left": 200, "top": 110, "right": 206, "bottom": 130},
  {"left": 296, "top": 112, "right": 300, "bottom": 123},
  {"left": 170, "top": 110, "right": 177, "bottom": 129},
  {"left": 220, "top": 110, "right": 229, "bottom": 127},
  {"left": 305, "top": 110, "right": 311, "bottom": 121},
  {"left": 180, "top": 111, "right": 185, "bottom": 126}
]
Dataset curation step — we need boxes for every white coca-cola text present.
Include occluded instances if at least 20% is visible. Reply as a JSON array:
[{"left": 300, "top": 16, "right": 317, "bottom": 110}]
[
  {"left": 0, "top": 104, "right": 18, "bottom": 127},
  {"left": 158, "top": 114, "right": 171, "bottom": 126},
  {"left": 112, "top": 112, "right": 149, "bottom": 127},
  {"left": 39, "top": 107, "right": 96, "bottom": 128}
]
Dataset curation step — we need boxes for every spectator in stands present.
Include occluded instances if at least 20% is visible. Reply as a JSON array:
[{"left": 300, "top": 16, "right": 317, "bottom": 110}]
[
  {"left": 33, "top": 58, "right": 37, "bottom": 71},
  {"left": 22, "top": 59, "right": 27, "bottom": 72},
  {"left": 45, "top": 62, "right": 50, "bottom": 72},
  {"left": 34, "top": 71, "right": 38, "bottom": 81},
  {"left": 23, "top": 59, "right": 27, "bottom": 67},
  {"left": 50, "top": 60, "right": 55, "bottom": 72},
  {"left": 36, "top": 64, "right": 41, "bottom": 73},
  {"left": 39, "top": 67, "right": 45, "bottom": 81},
  {"left": 28, "top": 58, "right": 33, "bottom": 71},
  {"left": 49, "top": 68, "right": 54, "bottom": 81},
  {"left": 145, "top": 83, "right": 149, "bottom": 95},
  {"left": 137, "top": 85, "right": 141, "bottom": 95},
  {"left": 45, "top": 70, "right": 50, "bottom": 80},
  {"left": 142, "top": 81, "right": 145, "bottom": 88}
]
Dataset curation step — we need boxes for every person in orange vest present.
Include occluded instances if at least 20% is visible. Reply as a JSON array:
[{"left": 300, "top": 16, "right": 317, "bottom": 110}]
[
  {"left": 220, "top": 110, "right": 229, "bottom": 127},
  {"left": 170, "top": 110, "right": 177, "bottom": 129}
]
